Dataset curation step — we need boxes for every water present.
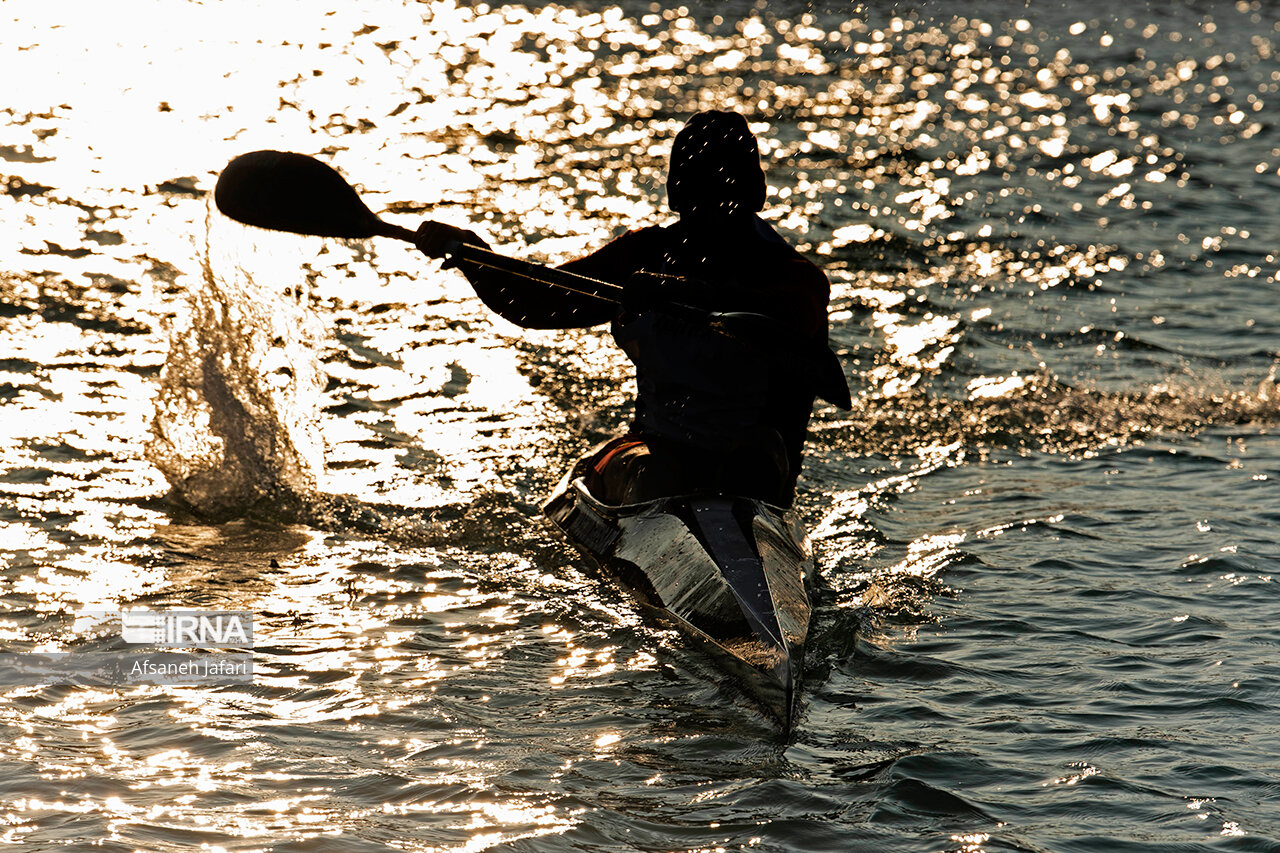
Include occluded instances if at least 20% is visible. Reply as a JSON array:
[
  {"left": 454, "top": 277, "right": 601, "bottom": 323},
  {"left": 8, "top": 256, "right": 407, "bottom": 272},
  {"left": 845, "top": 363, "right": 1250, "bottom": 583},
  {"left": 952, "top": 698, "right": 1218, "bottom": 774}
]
[{"left": 2, "top": 0, "right": 1279, "bottom": 850}]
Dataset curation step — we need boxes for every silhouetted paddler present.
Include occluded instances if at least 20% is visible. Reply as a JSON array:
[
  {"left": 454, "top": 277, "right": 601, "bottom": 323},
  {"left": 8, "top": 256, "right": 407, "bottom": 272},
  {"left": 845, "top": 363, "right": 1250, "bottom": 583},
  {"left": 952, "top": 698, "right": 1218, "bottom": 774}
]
[{"left": 415, "top": 110, "right": 844, "bottom": 505}]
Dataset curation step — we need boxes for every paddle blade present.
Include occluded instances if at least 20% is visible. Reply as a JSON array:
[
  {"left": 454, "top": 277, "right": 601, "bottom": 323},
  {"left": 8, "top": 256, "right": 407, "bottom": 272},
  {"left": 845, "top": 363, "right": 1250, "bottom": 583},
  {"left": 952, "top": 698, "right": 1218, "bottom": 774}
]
[{"left": 214, "top": 150, "right": 382, "bottom": 239}]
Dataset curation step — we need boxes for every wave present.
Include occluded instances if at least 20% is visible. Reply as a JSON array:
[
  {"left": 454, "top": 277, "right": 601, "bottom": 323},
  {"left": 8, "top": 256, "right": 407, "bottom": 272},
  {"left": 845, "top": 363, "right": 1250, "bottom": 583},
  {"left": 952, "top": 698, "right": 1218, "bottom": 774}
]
[{"left": 813, "top": 366, "right": 1280, "bottom": 457}]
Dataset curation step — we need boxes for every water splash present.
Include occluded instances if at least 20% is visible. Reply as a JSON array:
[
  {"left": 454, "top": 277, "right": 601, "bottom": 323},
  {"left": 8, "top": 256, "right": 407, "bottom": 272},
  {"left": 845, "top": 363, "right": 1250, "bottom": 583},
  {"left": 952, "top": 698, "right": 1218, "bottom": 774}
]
[
  {"left": 140, "top": 216, "right": 543, "bottom": 550},
  {"left": 145, "top": 219, "right": 327, "bottom": 519}
]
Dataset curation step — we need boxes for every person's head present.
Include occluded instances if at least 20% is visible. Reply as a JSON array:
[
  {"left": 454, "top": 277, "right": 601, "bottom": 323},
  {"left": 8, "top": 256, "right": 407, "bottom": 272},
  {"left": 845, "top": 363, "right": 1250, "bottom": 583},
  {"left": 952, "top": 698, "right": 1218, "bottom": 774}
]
[{"left": 666, "top": 110, "right": 766, "bottom": 216}]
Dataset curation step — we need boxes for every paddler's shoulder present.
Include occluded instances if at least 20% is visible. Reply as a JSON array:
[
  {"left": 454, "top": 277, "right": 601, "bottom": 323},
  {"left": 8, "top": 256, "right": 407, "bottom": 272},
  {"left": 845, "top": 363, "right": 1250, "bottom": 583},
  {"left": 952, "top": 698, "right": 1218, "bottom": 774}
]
[
  {"left": 752, "top": 215, "right": 792, "bottom": 247},
  {"left": 752, "top": 216, "right": 817, "bottom": 263},
  {"left": 751, "top": 216, "right": 829, "bottom": 289}
]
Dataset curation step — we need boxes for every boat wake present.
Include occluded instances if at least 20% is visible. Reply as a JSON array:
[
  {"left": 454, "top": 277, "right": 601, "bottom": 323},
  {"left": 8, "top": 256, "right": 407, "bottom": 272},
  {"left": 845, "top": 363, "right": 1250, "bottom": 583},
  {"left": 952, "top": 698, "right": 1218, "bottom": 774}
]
[{"left": 813, "top": 365, "right": 1280, "bottom": 458}]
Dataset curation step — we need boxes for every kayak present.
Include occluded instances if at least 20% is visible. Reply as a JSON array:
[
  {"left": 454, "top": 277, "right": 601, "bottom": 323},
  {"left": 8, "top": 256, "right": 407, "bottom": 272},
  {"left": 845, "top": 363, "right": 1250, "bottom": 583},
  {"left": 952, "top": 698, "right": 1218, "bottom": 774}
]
[{"left": 542, "top": 440, "right": 817, "bottom": 729}]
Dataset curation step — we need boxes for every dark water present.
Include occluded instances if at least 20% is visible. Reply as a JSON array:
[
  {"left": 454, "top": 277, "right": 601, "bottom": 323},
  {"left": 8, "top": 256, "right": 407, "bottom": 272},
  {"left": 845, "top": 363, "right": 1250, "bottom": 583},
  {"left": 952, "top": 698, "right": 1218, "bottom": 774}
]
[{"left": 3, "top": 1, "right": 1280, "bottom": 850}]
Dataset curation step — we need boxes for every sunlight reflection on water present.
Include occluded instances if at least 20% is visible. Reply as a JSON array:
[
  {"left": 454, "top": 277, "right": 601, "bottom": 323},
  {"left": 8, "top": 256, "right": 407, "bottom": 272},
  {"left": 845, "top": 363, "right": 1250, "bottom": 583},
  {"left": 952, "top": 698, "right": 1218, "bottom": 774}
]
[{"left": 2, "top": 0, "right": 1280, "bottom": 850}]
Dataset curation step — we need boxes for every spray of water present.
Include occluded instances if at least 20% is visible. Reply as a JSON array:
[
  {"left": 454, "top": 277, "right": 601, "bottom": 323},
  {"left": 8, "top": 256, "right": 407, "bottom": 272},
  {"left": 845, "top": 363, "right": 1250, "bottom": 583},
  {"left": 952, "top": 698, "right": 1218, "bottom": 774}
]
[
  {"left": 141, "top": 215, "right": 523, "bottom": 550},
  {"left": 145, "top": 219, "right": 327, "bottom": 519}
]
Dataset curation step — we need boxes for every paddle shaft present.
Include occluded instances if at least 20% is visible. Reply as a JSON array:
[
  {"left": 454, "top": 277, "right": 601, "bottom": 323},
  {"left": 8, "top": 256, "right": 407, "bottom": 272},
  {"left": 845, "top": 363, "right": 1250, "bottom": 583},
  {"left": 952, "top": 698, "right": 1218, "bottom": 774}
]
[
  {"left": 213, "top": 149, "right": 850, "bottom": 407},
  {"left": 372, "top": 220, "right": 624, "bottom": 305},
  {"left": 376, "top": 216, "right": 849, "bottom": 408}
]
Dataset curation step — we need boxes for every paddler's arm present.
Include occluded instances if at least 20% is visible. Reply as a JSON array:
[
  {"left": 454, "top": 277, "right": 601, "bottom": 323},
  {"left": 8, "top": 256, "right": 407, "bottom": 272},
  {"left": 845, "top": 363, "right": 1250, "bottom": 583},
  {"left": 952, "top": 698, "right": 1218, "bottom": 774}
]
[
  {"left": 415, "top": 221, "right": 657, "bottom": 330},
  {"left": 731, "top": 251, "right": 848, "bottom": 411},
  {"left": 771, "top": 254, "right": 831, "bottom": 342},
  {"left": 785, "top": 256, "right": 851, "bottom": 410}
]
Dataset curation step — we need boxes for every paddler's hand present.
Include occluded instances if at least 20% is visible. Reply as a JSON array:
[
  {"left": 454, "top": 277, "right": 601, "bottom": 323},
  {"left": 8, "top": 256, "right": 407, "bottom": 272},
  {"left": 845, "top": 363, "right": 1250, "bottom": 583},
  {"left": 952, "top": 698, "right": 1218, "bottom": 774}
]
[{"left": 414, "top": 220, "right": 486, "bottom": 266}]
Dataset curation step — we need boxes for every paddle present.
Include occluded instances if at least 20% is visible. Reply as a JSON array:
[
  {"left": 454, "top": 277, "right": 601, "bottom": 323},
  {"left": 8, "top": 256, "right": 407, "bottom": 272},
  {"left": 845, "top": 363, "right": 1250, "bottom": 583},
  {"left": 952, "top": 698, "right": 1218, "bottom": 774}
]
[
  {"left": 212, "top": 150, "right": 851, "bottom": 409},
  {"left": 213, "top": 149, "right": 625, "bottom": 304}
]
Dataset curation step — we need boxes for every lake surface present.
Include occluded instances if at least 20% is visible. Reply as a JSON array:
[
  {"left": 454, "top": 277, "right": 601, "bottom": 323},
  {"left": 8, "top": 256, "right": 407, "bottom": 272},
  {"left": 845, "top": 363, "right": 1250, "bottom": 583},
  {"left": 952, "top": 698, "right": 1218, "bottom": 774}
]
[{"left": 2, "top": 1, "right": 1279, "bottom": 850}]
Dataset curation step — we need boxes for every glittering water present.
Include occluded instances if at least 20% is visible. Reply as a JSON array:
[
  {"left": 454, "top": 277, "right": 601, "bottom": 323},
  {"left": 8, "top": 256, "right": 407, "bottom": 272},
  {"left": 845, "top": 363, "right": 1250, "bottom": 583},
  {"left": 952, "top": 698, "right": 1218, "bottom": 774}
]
[{"left": 3, "top": 1, "right": 1280, "bottom": 850}]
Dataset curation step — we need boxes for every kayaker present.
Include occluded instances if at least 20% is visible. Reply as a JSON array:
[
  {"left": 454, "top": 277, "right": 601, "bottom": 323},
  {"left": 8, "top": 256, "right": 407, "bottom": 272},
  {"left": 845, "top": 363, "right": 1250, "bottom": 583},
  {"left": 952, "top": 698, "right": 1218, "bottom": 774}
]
[{"left": 414, "top": 110, "right": 845, "bottom": 506}]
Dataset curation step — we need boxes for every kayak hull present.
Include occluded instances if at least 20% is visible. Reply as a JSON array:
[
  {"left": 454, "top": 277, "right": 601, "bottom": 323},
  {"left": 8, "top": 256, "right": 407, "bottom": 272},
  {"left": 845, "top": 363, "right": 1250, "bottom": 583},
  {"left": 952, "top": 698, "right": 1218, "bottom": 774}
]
[{"left": 542, "top": 448, "right": 816, "bottom": 729}]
